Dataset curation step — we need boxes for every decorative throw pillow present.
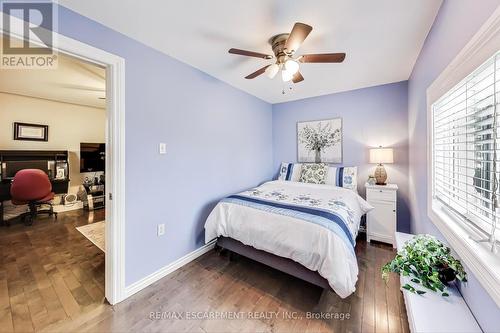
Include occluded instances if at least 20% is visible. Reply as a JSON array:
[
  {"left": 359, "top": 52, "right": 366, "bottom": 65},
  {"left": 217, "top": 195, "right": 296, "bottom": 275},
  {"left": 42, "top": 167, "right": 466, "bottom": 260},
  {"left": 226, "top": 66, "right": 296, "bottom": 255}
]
[
  {"left": 299, "top": 163, "right": 328, "bottom": 184},
  {"left": 325, "top": 166, "right": 358, "bottom": 192},
  {"left": 278, "top": 162, "right": 290, "bottom": 180},
  {"left": 278, "top": 162, "right": 302, "bottom": 182},
  {"left": 340, "top": 166, "right": 358, "bottom": 191}
]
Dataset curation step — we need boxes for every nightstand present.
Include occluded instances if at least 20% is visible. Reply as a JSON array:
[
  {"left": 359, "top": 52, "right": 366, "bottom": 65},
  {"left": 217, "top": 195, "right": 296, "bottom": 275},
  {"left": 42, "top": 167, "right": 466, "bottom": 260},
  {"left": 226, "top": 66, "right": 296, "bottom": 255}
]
[{"left": 365, "top": 183, "right": 398, "bottom": 247}]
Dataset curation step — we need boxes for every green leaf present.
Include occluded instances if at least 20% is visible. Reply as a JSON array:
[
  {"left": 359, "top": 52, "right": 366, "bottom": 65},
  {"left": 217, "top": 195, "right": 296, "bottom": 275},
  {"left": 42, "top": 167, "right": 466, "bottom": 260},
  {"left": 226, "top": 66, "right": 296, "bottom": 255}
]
[{"left": 402, "top": 284, "right": 416, "bottom": 293}]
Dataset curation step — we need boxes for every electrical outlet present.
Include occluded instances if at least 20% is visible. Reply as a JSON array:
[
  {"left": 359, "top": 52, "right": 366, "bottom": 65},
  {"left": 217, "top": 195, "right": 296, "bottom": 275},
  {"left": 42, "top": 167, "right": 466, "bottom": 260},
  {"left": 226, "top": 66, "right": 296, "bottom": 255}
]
[
  {"left": 159, "top": 143, "right": 167, "bottom": 154},
  {"left": 157, "top": 224, "right": 165, "bottom": 236}
]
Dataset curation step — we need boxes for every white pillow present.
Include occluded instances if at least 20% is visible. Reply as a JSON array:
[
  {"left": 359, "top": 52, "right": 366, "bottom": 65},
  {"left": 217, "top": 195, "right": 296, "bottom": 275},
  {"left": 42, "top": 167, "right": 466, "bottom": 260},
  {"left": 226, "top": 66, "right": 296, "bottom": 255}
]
[
  {"left": 277, "top": 163, "right": 302, "bottom": 182},
  {"left": 325, "top": 166, "right": 338, "bottom": 186}
]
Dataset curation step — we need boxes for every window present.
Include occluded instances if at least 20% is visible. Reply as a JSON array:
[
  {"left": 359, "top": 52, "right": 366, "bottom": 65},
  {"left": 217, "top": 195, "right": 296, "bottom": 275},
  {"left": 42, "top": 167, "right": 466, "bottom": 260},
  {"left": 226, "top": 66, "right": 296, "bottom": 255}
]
[
  {"left": 432, "top": 51, "right": 500, "bottom": 245},
  {"left": 427, "top": 9, "right": 500, "bottom": 306}
]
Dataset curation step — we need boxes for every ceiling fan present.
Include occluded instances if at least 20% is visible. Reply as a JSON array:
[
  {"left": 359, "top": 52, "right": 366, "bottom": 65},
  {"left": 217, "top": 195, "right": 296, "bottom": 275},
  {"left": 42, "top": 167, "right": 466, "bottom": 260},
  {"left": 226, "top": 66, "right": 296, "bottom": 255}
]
[{"left": 228, "top": 22, "right": 346, "bottom": 84}]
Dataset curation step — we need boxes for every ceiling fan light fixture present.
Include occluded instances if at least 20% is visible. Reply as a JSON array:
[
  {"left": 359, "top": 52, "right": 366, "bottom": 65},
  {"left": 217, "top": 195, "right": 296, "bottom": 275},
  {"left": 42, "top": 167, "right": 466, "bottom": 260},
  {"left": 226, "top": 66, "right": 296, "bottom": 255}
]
[
  {"left": 281, "top": 68, "right": 294, "bottom": 82},
  {"left": 265, "top": 63, "right": 279, "bottom": 79},
  {"left": 284, "top": 59, "right": 299, "bottom": 75},
  {"left": 229, "top": 22, "right": 346, "bottom": 86}
]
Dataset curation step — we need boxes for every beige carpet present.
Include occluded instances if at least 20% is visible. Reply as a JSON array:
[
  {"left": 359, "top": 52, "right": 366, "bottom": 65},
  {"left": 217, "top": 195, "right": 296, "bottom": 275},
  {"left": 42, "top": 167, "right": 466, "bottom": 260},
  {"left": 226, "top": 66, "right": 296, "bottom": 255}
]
[{"left": 76, "top": 221, "right": 105, "bottom": 252}]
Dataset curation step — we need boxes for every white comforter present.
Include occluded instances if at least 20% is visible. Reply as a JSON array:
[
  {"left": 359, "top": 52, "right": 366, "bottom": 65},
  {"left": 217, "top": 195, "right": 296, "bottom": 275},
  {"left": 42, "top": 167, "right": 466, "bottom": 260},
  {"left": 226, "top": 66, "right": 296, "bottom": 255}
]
[{"left": 204, "top": 180, "right": 373, "bottom": 298}]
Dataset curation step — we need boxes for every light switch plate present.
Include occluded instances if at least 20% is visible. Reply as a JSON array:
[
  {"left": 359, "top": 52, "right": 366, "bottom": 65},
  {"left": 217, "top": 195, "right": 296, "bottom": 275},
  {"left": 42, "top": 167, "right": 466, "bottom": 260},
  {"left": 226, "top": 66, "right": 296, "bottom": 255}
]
[
  {"left": 159, "top": 143, "right": 167, "bottom": 154},
  {"left": 157, "top": 224, "right": 165, "bottom": 236}
]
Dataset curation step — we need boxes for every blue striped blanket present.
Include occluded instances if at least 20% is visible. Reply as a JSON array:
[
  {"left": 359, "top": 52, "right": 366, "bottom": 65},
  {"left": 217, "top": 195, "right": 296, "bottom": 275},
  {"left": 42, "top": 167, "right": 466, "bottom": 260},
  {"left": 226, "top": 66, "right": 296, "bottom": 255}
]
[{"left": 222, "top": 194, "right": 355, "bottom": 252}]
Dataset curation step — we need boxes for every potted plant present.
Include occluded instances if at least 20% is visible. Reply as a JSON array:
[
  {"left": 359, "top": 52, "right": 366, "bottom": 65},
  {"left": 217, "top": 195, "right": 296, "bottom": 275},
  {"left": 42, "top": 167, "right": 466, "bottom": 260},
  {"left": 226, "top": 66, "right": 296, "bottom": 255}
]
[{"left": 381, "top": 234, "right": 467, "bottom": 297}]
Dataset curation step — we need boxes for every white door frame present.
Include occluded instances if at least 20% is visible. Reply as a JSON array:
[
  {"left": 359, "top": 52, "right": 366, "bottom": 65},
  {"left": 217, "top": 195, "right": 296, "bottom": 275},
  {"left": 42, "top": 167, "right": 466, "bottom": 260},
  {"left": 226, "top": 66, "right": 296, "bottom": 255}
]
[{"left": 1, "top": 13, "right": 127, "bottom": 304}]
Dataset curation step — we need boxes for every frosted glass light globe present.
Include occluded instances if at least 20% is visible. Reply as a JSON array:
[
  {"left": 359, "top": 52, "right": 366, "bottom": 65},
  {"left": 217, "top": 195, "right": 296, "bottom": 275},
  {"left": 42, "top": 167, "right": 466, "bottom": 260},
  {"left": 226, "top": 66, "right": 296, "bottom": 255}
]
[
  {"left": 265, "top": 64, "right": 279, "bottom": 79},
  {"left": 281, "top": 69, "right": 294, "bottom": 82},
  {"left": 284, "top": 59, "right": 299, "bottom": 75}
]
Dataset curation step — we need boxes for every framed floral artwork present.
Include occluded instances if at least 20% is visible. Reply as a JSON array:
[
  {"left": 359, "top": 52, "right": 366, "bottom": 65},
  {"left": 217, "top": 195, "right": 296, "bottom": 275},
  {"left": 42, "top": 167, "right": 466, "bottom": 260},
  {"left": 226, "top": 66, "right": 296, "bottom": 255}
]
[{"left": 297, "top": 118, "right": 342, "bottom": 163}]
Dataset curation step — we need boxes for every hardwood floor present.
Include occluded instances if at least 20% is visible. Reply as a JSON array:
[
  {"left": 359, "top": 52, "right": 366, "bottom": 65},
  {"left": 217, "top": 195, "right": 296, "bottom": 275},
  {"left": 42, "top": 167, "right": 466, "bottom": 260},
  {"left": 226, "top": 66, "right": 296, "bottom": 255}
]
[
  {"left": 0, "top": 209, "right": 106, "bottom": 332},
  {"left": 1, "top": 210, "right": 408, "bottom": 332}
]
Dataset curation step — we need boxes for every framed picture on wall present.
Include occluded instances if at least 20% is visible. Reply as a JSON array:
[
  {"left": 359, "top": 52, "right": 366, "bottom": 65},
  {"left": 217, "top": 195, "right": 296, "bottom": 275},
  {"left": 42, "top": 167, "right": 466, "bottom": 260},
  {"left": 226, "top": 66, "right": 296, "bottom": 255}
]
[
  {"left": 297, "top": 118, "right": 342, "bottom": 163},
  {"left": 13, "top": 122, "right": 49, "bottom": 141}
]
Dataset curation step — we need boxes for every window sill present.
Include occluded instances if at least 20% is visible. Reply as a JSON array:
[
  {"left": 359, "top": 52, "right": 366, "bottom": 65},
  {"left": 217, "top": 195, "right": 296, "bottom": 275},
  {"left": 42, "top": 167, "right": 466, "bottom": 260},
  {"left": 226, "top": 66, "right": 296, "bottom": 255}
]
[{"left": 429, "top": 200, "right": 500, "bottom": 307}]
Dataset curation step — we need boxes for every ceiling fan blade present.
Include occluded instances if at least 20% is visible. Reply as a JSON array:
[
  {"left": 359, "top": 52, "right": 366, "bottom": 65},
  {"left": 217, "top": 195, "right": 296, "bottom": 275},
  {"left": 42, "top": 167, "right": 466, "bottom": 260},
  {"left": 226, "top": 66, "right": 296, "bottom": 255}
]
[
  {"left": 245, "top": 65, "right": 271, "bottom": 79},
  {"left": 229, "top": 48, "right": 273, "bottom": 59},
  {"left": 298, "top": 53, "right": 346, "bottom": 63},
  {"left": 284, "top": 22, "right": 313, "bottom": 53},
  {"left": 292, "top": 71, "right": 304, "bottom": 83}
]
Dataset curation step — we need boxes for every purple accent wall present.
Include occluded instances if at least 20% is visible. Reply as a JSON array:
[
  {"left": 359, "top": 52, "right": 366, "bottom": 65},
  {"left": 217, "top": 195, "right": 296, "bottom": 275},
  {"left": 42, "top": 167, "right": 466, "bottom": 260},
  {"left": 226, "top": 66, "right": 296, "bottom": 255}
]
[
  {"left": 272, "top": 81, "right": 410, "bottom": 232},
  {"left": 408, "top": 0, "right": 500, "bottom": 330},
  {"left": 54, "top": 6, "right": 274, "bottom": 286}
]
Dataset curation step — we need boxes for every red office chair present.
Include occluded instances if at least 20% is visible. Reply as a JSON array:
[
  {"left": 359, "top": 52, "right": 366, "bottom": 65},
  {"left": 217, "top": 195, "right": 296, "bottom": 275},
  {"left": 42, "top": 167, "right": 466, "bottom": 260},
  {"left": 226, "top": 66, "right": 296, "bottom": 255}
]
[{"left": 10, "top": 169, "right": 57, "bottom": 226}]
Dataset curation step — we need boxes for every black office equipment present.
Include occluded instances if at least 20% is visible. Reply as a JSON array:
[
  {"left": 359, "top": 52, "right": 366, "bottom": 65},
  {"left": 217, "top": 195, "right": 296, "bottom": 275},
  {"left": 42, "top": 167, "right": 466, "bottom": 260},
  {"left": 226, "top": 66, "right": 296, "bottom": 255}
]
[
  {"left": 5, "top": 160, "right": 49, "bottom": 178},
  {"left": 80, "top": 143, "right": 105, "bottom": 173}
]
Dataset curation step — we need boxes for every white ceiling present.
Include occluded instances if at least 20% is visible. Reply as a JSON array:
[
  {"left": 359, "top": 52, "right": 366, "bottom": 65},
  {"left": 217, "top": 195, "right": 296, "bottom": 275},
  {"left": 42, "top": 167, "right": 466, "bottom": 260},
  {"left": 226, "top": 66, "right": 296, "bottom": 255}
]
[
  {"left": 60, "top": 0, "right": 442, "bottom": 104},
  {"left": 0, "top": 43, "right": 106, "bottom": 108}
]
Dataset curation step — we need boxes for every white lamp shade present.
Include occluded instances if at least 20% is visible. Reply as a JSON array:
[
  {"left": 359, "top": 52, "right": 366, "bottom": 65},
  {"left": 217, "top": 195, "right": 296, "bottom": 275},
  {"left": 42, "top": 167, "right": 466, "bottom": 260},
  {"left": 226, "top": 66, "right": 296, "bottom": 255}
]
[{"left": 369, "top": 148, "right": 394, "bottom": 164}]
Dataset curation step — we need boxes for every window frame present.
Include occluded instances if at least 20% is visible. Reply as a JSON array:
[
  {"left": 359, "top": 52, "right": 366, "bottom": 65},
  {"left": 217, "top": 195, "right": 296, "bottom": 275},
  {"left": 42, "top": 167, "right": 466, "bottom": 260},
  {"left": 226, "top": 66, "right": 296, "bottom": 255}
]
[{"left": 426, "top": 6, "right": 500, "bottom": 307}]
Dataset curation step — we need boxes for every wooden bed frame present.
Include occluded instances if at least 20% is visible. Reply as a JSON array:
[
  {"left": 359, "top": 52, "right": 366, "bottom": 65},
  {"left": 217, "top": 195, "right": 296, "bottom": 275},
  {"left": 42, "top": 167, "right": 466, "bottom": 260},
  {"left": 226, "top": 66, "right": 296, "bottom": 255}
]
[{"left": 216, "top": 236, "right": 331, "bottom": 290}]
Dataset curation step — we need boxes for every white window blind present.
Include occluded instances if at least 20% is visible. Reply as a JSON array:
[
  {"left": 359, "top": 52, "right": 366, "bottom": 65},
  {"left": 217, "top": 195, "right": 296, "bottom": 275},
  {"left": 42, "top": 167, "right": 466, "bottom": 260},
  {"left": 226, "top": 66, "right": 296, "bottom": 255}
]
[{"left": 432, "top": 51, "right": 500, "bottom": 245}]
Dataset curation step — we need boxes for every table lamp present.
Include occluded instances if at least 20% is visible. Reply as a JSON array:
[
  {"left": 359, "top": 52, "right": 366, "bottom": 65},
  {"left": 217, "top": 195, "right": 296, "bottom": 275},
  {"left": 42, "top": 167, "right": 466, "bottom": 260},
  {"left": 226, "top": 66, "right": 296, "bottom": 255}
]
[{"left": 369, "top": 147, "right": 394, "bottom": 185}]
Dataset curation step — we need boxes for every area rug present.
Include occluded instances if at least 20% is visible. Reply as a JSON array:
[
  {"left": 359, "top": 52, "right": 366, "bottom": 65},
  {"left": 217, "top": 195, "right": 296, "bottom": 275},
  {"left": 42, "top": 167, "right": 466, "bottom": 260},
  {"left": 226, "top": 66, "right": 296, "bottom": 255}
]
[{"left": 76, "top": 221, "right": 105, "bottom": 252}]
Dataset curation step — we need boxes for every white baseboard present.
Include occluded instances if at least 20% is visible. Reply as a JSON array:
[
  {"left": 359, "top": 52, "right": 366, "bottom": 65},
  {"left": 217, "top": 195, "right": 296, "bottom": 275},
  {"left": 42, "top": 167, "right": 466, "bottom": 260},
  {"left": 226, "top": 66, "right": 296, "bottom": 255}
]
[{"left": 123, "top": 240, "right": 216, "bottom": 299}]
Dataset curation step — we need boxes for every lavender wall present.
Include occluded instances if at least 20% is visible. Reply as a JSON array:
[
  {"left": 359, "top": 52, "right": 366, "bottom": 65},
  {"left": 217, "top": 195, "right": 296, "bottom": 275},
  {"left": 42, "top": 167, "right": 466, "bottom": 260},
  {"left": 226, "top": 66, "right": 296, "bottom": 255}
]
[
  {"left": 53, "top": 6, "right": 274, "bottom": 285},
  {"left": 408, "top": 0, "right": 500, "bottom": 330},
  {"left": 272, "top": 81, "right": 410, "bottom": 232}
]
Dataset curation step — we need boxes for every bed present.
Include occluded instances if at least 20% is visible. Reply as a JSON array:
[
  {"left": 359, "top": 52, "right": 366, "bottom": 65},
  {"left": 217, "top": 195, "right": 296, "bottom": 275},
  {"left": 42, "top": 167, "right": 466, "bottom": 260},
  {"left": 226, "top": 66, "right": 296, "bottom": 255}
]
[{"left": 204, "top": 179, "right": 372, "bottom": 298}]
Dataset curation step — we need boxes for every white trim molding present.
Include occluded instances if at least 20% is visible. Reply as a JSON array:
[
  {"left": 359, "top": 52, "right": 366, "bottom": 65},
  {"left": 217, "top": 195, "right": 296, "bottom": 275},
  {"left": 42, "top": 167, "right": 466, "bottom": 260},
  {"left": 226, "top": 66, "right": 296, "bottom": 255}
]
[
  {"left": 426, "top": 5, "right": 500, "bottom": 307},
  {"left": 0, "top": 12, "right": 127, "bottom": 305},
  {"left": 124, "top": 241, "right": 216, "bottom": 299},
  {"left": 427, "top": 6, "right": 500, "bottom": 103}
]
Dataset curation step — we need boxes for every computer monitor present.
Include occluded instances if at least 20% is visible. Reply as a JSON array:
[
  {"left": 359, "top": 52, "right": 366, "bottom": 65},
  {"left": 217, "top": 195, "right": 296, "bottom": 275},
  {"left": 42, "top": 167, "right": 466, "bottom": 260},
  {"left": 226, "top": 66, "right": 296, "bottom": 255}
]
[{"left": 4, "top": 160, "right": 49, "bottom": 179}]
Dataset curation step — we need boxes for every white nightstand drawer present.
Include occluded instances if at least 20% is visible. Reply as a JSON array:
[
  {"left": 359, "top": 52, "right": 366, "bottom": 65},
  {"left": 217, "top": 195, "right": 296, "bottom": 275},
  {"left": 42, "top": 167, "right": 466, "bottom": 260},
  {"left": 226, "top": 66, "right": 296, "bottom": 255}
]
[{"left": 366, "top": 188, "right": 396, "bottom": 202}]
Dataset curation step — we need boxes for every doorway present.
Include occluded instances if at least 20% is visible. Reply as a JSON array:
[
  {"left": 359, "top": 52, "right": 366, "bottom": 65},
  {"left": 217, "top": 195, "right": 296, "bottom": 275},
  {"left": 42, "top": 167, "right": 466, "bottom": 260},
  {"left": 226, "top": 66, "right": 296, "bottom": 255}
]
[{"left": 0, "top": 14, "right": 126, "bottom": 310}]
